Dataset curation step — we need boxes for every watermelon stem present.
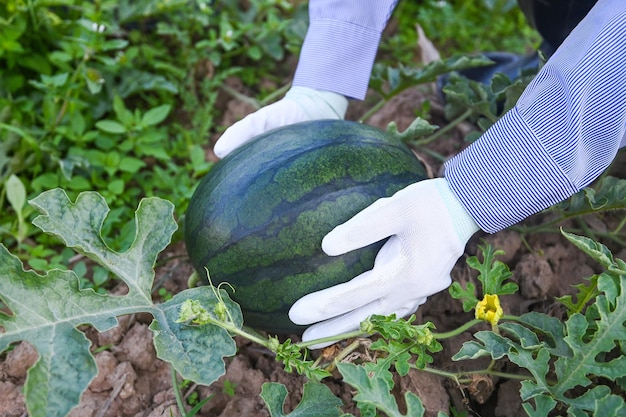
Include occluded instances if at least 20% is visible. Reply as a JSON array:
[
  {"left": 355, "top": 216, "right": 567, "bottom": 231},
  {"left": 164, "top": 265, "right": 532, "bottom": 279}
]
[
  {"left": 432, "top": 318, "right": 483, "bottom": 339},
  {"left": 295, "top": 330, "right": 367, "bottom": 350}
]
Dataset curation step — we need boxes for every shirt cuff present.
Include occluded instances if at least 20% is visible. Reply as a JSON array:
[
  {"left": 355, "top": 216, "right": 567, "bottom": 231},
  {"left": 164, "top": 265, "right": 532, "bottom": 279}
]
[
  {"left": 444, "top": 108, "right": 578, "bottom": 234},
  {"left": 293, "top": 19, "right": 382, "bottom": 100}
]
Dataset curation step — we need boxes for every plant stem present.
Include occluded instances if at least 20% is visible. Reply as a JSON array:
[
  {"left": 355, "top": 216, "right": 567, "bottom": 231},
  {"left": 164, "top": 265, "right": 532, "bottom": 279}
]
[
  {"left": 322, "top": 339, "right": 364, "bottom": 372},
  {"left": 418, "top": 365, "right": 471, "bottom": 383},
  {"left": 171, "top": 368, "right": 188, "bottom": 416},
  {"left": 332, "top": 339, "right": 363, "bottom": 363},
  {"left": 473, "top": 368, "right": 534, "bottom": 381},
  {"left": 53, "top": 52, "right": 89, "bottom": 130},
  {"left": 220, "top": 84, "right": 261, "bottom": 110},
  {"left": 433, "top": 319, "right": 482, "bottom": 339},
  {"left": 359, "top": 98, "right": 387, "bottom": 123},
  {"left": 418, "top": 146, "right": 447, "bottom": 163},
  {"left": 513, "top": 205, "right": 626, "bottom": 238},
  {"left": 206, "top": 316, "right": 270, "bottom": 348},
  {"left": 432, "top": 315, "right": 522, "bottom": 340},
  {"left": 414, "top": 108, "right": 473, "bottom": 146},
  {"left": 260, "top": 83, "right": 291, "bottom": 105},
  {"left": 501, "top": 314, "right": 523, "bottom": 322},
  {"left": 296, "top": 330, "right": 366, "bottom": 349},
  {"left": 418, "top": 364, "right": 533, "bottom": 383},
  {"left": 611, "top": 215, "right": 626, "bottom": 235}
]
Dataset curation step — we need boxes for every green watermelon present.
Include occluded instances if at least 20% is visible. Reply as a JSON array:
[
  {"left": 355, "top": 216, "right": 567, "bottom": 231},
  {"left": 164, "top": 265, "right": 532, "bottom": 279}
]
[{"left": 184, "top": 120, "right": 427, "bottom": 334}]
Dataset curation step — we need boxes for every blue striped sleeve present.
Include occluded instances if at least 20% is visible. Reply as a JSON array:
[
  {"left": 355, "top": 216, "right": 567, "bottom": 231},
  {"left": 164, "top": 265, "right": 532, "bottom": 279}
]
[
  {"left": 292, "top": 0, "right": 398, "bottom": 99},
  {"left": 445, "top": 0, "right": 626, "bottom": 233}
]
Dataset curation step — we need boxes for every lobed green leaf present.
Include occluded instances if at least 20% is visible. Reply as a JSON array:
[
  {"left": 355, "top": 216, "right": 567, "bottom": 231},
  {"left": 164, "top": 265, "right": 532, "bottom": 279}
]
[
  {"left": 30, "top": 189, "right": 174, "bottom": 302},
  {"left": 521, "top": 393, "right": 557, "bottom": 417},
  {"left": 557, "top": 275, "right": 600, "bottom": 316},
  {"left": 0, "top": 189, "right": 239, "bottom": 417},
  {"left": 518, "top": 312, "right": 570, "bottom": 357},
  {"left": 562, "top": 230, "right": 619, "bottom": 271},
  {"left": 448, "top": 281, "right": 478, "bottom": 312},
  {"left": 338, "top": 362, "right": 425, "bottom": 417},
  {"left": 260, "top": 382, "right": 343, "bottom": 417},
  {"left": 593, "top": 394, "right": 626, "bottom": 417},
  {"left": 555, "top": 176, "right": 626, "bottom": 217},
  {"left": 151, "top": 287, "right": 242, "bottom": 386},
  {"left": 371, "top": 55, "right": 493, "bottom": 99},
  {"left": 454, "top": 234, "right": 626, "bottom": 415},
  {"left": 467, "top": 242, "right": 517, "bottom": 296},
  {"left": 452, "top": 331, "right": 512, "bottom": 361}
]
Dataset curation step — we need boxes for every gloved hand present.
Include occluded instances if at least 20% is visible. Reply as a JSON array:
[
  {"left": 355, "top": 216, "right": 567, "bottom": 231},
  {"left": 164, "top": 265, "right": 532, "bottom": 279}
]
[
  {"left": 213, "top": 86, "right": 348, "bottom": 158},
  {"left": 288, "top": 178, "right": 480, "bottom": 348}
]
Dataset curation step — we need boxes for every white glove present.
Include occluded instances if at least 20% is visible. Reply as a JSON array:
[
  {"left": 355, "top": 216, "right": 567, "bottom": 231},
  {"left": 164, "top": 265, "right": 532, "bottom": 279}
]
[
  {"left": 289, "top": 178, "right": 480, "bottom": 348},
  {"left": 213, "top": 86, "right": 348, "bottom": 158}
]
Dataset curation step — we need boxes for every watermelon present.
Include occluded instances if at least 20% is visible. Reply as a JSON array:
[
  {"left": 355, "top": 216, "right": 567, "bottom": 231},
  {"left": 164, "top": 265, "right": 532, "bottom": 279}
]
[{"left": 184, "top": 120, "right": 427, "bottom": 334}]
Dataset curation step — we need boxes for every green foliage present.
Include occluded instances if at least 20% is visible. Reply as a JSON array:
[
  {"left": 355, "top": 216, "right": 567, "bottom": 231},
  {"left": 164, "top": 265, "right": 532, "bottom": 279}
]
[
  {"left": 370, "top": 55, "right": 494, "bottom": 102},
  {"left": 0, "top": 189, "right": 242, "bottom": 417},
  {"left": 368, "top": 61, "right": 533, "bottom": 155},
  {"left": 1, "top": 2, "right": 625, "bottom": 416},
  {"left": 2, "top": 174, "right": 29, "bottom": 245},
  {"left": 386, "top": 116, "right": 437, "bottom": 144},
  {"left": 3, "top": 187, "right": 626, "bottom": 417},
  {"left": 562, "top": 229, "right": 626, "bottom": 274},
  {"left": 510, "top": 176, "right": 626, "bottom": 249},
  {"left": 454, "top": 231, "right": 626, "bottom": 416},
  {"left": 273, "top": 338, "right": 332, "bottom": 381},
  {"left": 442, "top": 72, "right": 530, "bottom": 139},
  {"left": 364, "top": 314, "right": 442, "bottom": 372},
  {"left": 339, "top": 362, "right": 426, "bottom": 417},
  {"left": 546, "top": 176, "right": 626, "bottom": 243},
  {"left": 222, "top": 379, "right": 237, "bottom": 398},
  {"left": 176, "top": 287, "right": 443, "bottom": 416},
  {"left": 171, "top": 370, "right": 216, "bottom": 417},
  {"left": 0, "top": 0, "right": 305, "bottom": 269},
  {"left": 260, "top": 382, "right": 344, "bottom": 417},
  {"left": 380, "top": 0, "right": 540, "bottom": 66},
  {"left": 450, "top": 241, "right": 519, "bottom": 312},
  {"left": 557, "top": 275, "right": 600, "bottom": 316},
  {"left": 333, "top": 316, "right": 443, "bottom": 417},
  {"left": 412, "top": 0, "right": 541, "bottom": 56}
]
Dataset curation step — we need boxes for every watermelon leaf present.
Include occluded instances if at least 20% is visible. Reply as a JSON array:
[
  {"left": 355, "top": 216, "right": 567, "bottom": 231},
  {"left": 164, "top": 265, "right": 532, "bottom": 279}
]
[
  {"left": 555, "top": 176, "right": 626, "bottom": 218},
  {"left": 29, "top": 189, "right": 170, "bottom": 302},
  {"left": 151, "top": 286, "right": 242, "bottom": 386},
  {"left": 551, "top": 284, "right": 626, "bottom": 397},
  {"left": 562, "top": 229, "right": 626, "bottom": 273},
  {"left": 0, "top": 189, "right": 240, "bottom": 417},
  {"left": 450, "top": 242, "right": 517, "bottom": 313},
  {"left": 370, "top": 55, "right": 493, "bottom": 99},
  {"left": 448, "top": 281, "right": 478, "bottom": 312},
  {"left": 521, "top": 394, "right": 558, "bottom": 417},
  {"left": 452, "top": 237, "right": 626, "bottom": 416},
  {"left": 467, "top": 242, "right": 518, "bottom": 296},
  {"left": 337, "top": 362, "right": 426, "bottom": 417},
  {"left": 386, "top": 116, "right": 437, "bottom": 143},
  {"left": 260, "top": 381, "right": 344, "bottom": 417},
  {"left": 557, "top": 275, "right": 600, "bottom": 316}
]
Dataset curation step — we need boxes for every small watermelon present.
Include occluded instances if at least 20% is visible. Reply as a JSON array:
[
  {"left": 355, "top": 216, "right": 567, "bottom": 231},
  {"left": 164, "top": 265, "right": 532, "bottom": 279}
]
[{"left": 184, "top": 120, "right": 427, "bottom": 333}]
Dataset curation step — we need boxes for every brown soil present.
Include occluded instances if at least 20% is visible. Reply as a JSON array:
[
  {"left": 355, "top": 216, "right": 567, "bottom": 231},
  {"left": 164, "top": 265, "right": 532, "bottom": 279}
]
[{"left": 1, "top": 84, "right": 623, "bottom": 417}]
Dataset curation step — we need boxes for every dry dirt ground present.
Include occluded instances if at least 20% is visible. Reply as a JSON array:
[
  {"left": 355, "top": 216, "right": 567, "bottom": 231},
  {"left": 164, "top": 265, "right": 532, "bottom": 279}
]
[{"left": 1, "top": 84, "right": 624, "bottom": 417}]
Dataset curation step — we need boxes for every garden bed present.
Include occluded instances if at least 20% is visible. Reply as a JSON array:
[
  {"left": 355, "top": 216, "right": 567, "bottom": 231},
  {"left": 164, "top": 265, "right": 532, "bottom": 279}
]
[{"left": 2, "top": 85, "right": 624, "bottom": 417}]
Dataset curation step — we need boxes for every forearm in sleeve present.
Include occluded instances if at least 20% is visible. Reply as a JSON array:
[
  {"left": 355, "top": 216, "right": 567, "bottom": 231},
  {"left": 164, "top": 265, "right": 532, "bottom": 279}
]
[
  {"left": 445, "top": 0, "right": 626, "bottom": 233},
  {"left": 292, "top": 0, "right": 398, "bottom": 100}
]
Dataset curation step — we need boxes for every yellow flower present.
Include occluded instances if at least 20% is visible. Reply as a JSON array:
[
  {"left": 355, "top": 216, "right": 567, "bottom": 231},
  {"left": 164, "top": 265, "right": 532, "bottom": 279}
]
[{"left": 475, "top": 294, "right": 503, "bottom": 326}]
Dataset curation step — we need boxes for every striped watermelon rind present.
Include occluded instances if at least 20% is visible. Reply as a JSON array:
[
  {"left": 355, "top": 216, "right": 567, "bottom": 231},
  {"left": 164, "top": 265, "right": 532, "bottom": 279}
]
[{"left": 184, "top": 120, "right": 427, "bottom": 333}]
